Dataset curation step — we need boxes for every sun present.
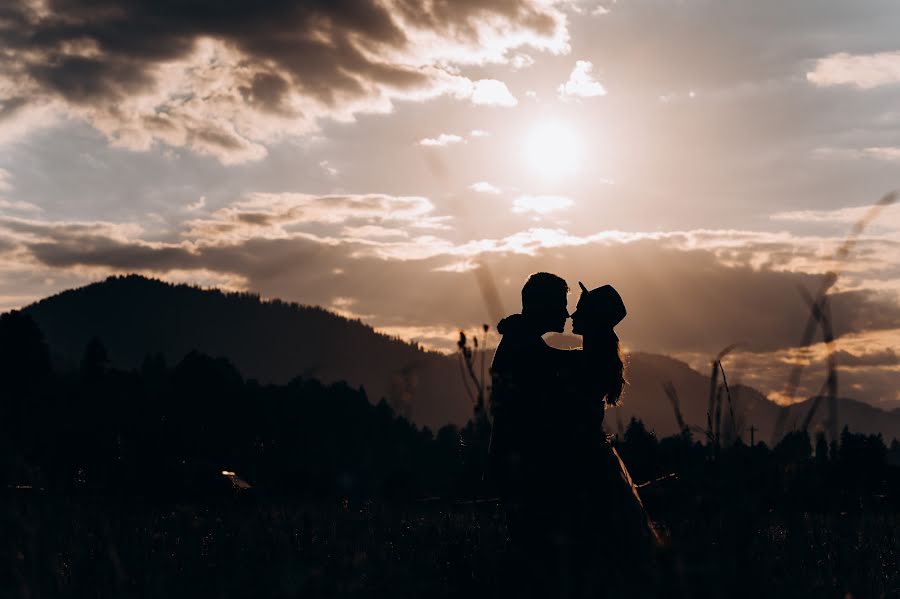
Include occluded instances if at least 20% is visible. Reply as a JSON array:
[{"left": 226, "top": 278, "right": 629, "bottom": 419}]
[{"left": 523, "top": 119, "right": 582, "bottom": 180}]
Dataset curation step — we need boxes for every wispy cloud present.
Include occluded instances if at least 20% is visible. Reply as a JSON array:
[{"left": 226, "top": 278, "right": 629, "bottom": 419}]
[
  {"left": 807, "top": 51, "right": 900, "bottom": 89},
  {"left": 0, "top": 168, "right": 12, "bottom": 193},
  {"left": 0, "top": 168, "right": 41, "bottom": 213},
  {"left": 469, "top": 181, "right": 501, "bottom": 194},
  {"left": 184, "top": 193, "right": 450, "bottom": 242},
  {"left": 319, "top": 160, "right": 339, "bottom": 176},
  {"left": 771, "top": 201, "right": 900, "bottom": 232},
  {"left": 863, "top": 147, "right": 900, "bottom": 162},
  {"left": 0, "top": 199, "right": 43, "bottom": 213},
  {"left": 418, "top": 133, "right": 465, "bottom": 147},
  {"left": 813, "top": 146, "right": 900, "bottom": 164},
  {"left": 185, "top": 196, "right": 207, "bottom": 212},
  {"left": 512, "top": 195, "right": 575, "bottom": 214},
  {"left": 341, "top": 225, "right": 410, "bottom": 239}
]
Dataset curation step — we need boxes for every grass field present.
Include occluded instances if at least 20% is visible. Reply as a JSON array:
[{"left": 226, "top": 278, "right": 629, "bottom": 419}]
[{"left": 5, "top": 493, "right": 899, "bottom": 598}]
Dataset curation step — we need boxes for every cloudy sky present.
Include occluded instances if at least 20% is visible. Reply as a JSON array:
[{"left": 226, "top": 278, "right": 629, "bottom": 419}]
[{"left": 1, "top": 0, "right": 898, "bottom": 408}]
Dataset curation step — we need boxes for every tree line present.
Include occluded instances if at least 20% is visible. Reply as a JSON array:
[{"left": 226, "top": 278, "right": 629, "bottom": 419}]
[{"left": 2, "top": 309, "right": 899, "bottom": 513}]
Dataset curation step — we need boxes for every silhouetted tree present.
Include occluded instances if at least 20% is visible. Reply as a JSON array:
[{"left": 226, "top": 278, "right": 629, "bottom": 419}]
[
  {"left": 774, "top": 430, "right": 812, "bottom": 464},
  {"left": 80, "top": 336, "right": 109, "bottom": 383},
  {"left": 0, "top": 310, "right": 52, "bottom": 392},
  {"left": 815, "top": 432, "right": 829, "bottom": 469}
]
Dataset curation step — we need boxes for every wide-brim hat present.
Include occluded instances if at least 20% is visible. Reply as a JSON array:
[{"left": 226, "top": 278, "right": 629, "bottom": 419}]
[{"left": 577, "top": 282, "right": 626, "bottom": 327}]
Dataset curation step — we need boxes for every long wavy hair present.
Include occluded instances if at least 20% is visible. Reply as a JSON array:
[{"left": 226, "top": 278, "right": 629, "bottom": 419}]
[
  {"left": 575, "top": 282, "right": 627, "bottom": 406},
  {"left": 591, "top": 329, "right": 627, "bottom": 407}
]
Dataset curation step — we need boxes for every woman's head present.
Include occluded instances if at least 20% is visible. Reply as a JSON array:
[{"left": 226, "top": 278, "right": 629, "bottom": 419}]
[
  {"left": 572, "top": 282, "right": 627, "bottom": 406},
  {"left": 571, "top": 282, "right": 626, "bottom": 335}
]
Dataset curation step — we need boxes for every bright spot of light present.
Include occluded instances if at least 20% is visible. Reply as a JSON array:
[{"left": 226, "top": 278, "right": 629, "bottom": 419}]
[
  {"left": 523, "top": 119, "right": 582, "bottom": 180},
  {"left": 222, "top": 470, "right": 235, "bottom": 476}
]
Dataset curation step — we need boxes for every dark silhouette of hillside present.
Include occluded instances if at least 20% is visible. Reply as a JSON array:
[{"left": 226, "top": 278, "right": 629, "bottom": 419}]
[
  {"left": 23, "top": 275, "right": 471, "bottom": 429},
  {"left": 629, "top": 353, "right": 900, "bottom": 443},
  {"left": 16, "top": 274, "right": 900, "bottom": 441}
]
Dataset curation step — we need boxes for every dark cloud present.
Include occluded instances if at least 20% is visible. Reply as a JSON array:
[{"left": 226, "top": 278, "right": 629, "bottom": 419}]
[
  {"left": 239, "top": 72, "right": 292, "bottom": 114},
  {"left": 13, "top": 0, "right": 406, "bottom": 103},
  {"left": 29, "top": 237, "right": 197, "bottom": 271},
  {"left": 28, "top": 55, "right": 153, "bottom": 104},
  {"left": 833, "top": 348, "right": 898, "bottom": 368},
  {"left": 190, "top": 127, "right": 250, "bottom": 152},
  {"left": 0, "top": 217, "right": 198, "bottom": 270},
  {"left": 181, "top": 193, "right": 445, "bottom": 240},
  {"left": 0, "top": 96, "right": 29, "bottom": 119},
  {"left": 392, "top": 0, "right": 559, "bottom": 37},
  {"left": 0, "top": 0, "right": 567, "bottom": 159}
]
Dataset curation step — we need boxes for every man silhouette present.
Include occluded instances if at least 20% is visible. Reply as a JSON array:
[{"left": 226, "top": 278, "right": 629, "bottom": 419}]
[
  {"left": 489, "top": 271, "right": 569, "bottom": 483},
  {"left": 489, "top": 272, "right": 573, "bottom": 597}
]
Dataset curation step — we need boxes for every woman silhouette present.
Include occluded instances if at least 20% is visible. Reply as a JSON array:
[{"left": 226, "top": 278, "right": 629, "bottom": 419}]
[{"left": 564, "top": 282, "right": 659, "bottom": 596}]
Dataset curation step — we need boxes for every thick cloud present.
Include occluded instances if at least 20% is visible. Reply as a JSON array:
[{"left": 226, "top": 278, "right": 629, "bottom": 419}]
[
  {"left": 4, "top": 207, "right": 900, "bottom": 357},
  {"left": 0, "top": 0, "right": 568, "bottom": 161},
  {"left": 557, "top": 60, "right": 605, "bottom": 100}
]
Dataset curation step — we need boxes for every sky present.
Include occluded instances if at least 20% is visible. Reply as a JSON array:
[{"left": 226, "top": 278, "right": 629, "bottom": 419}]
[{"left": 0, "top": 0, "right": 899, "bottom": 409}]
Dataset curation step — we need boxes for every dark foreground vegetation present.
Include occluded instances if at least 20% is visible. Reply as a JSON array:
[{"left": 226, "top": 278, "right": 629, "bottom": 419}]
[
  {"left": 7, "top": 495, "right": 900, "bottom": 598},
  {"left": 3, "top": 310, "right": 900, "bottom": 598}
]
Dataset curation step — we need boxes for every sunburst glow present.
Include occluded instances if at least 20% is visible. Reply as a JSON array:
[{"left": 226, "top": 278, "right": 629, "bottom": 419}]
[{"left": 523, "top": 120, "right": 582, "bottom": 180}]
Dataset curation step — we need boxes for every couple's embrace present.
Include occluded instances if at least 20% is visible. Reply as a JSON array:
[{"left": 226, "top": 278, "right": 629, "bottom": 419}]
[{"left": 489, "top": 272, "right": 658, "bottom": 598}]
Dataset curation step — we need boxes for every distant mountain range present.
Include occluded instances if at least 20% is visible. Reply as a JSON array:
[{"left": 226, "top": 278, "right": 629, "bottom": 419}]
[{"left": 17, "top": 275, "right": 900, "bottom": 442}]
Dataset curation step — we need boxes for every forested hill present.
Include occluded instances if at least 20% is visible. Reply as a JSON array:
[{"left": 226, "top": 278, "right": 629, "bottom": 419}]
[
  {"left": 23, "top": 275, "right": 472, "bottom": 428},
  {"left": 17, "top": 274, "right": 900, "bottom": 442}
]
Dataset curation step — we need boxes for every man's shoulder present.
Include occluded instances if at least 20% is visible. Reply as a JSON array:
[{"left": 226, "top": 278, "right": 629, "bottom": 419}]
[
  {"left": 494, "top": 330, "right": 544, "bottom": 354},
  {"left": 491, "top": 335, "right": 527, "bottom": 372}
]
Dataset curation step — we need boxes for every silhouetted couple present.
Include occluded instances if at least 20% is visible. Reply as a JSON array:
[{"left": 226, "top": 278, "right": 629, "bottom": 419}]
[{"left": 489, "top": 272, "right": 657, "bottom": 598}]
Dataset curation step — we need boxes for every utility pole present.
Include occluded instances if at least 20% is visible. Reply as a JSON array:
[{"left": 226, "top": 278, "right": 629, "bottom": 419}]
[{"left": 749, "top": 425, "right": 757, "bottom": 447}]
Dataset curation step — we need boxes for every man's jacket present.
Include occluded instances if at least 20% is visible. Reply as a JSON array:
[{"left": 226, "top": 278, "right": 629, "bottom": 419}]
[{"left": 488, "top": 313, "right": 573, "bottom": 497}]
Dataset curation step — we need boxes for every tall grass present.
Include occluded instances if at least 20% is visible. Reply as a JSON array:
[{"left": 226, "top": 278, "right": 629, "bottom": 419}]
[{"left": 772, "top": 190, "right": 897, "bottom": 444}]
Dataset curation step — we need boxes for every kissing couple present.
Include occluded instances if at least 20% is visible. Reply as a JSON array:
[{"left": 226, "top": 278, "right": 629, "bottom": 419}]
[{"left": 488, "top": 272, "right": 659, "bottom": 598}]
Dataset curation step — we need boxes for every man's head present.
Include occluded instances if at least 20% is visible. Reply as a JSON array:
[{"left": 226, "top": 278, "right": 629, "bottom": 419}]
[{"left": 521, "top": 272, "right": 569, "bottom": 333}]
